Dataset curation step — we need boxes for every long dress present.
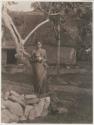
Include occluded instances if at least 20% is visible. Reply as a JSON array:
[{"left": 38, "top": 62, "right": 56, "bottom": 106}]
[{"left": 31, "top": 48, "right": 48, "bottom": 95}]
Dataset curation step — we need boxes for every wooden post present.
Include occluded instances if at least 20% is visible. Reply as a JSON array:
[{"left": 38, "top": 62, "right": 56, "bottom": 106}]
[{"left": 57, "top": 16, "right": 61, "bottom": 75}]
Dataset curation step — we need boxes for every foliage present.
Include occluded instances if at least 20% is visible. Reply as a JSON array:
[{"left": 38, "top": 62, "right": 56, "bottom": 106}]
[
  {"left": 2, "top": 2, "right": 92, "bottom": 61},
  {"left": 31, "top": 2, "right": 92, "bottom": 51}
]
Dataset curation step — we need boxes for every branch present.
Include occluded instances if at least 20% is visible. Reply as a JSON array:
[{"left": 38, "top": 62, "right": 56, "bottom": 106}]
[
  {"left": 3, "top": 11, "right": 19, "bottom": 45},
  {"left": 10, "top": 18, "right": 22, "bottom": 42},
  {"left": 23, "top": 19, "right": 49, "bottom": 44},
  {"left": 3, "top": 4, "right": 22, "bottom": 45},
  {"left": 37, "top": 2, "right": 48, "bottom": 15}
]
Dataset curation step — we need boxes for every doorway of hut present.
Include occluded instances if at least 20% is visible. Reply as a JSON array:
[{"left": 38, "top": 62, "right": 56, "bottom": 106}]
[{"left": 6, "top": 49, "right": 17, "bottom": 65}]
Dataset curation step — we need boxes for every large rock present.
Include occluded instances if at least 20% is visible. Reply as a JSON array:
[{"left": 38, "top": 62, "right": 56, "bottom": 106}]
[
  {"left": 8, "top": 95, "right": 25, "bottom": 107},
  {"left": 25, "top": 94, "right": 37, "bottom": 99},
  {"left": 4, "top": 91, "right": 10, "bottom": 100},
  {"left": 1, "top": 98, "right": 6, "bottom": 109},
  {"left": 1, "top": 105, "right": 6, "bottom": 110},
  {"left": 28, "top": 97, "right": 50, "bottom": 120},
  {"left": 4, "top": 100, "right": 24, "bottom": 117},
  {"left": 28, "top": 107, "right": 37, "bottom": 120},
  {"left": 41, "top": 97, "right": 50, "bottom": 116},
  {"left": 10, "top": 90, "right": 20, "bottom": 97},
  {"left": 24, "top": 105, "right": 33, "bottom": 119},
  {"left": 26, "top": 98, "right": 40, "bottom": 105},
  {"left": 2, "top": 92, "right": 51, "bottom": 122},
  {"left": 10, "top": 90, "right": 25, "bottom": 101},
  {"left": 19, "top": 115, "right": 27, "bottom": 121},
  {"left": 1, "top": 109, "right": 19, "bottom": 123}
]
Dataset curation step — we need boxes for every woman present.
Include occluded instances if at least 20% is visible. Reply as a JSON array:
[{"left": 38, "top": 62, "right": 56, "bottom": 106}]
[
  {"left": 15, "top": 41, "right": 48, "bottom": 95},
  {"left": 30, "top": 41, "right": 48, "bottom": 95}
]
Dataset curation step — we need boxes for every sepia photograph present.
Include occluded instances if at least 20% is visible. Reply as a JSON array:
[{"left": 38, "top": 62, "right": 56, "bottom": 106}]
[{"left": 1, "top": 0, "right": 93, "bottom": 123}]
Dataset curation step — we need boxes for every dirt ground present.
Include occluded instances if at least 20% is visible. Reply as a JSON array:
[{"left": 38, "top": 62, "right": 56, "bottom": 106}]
[{"left": 2, "top": 61, "right": 92, "bottom": 123}]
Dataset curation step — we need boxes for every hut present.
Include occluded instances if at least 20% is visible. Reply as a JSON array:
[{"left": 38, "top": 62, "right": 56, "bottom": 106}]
[{"left": 2, "top": 10, "right": 77, "bottom": 70}]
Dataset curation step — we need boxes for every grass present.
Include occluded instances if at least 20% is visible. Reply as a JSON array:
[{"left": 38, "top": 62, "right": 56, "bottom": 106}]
[{"left": 2, "top": 63, "right": 93, "bottom": 123}]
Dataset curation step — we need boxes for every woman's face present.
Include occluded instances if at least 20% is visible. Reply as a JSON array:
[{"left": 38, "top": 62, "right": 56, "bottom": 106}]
[{"left": 36, "top": 42, "right": 42, "bottom": 49}]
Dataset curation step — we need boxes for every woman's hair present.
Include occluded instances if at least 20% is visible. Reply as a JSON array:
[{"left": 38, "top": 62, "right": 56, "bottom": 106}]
[{"left": 35, "top": 40, "right": 42, "bottom": 45}]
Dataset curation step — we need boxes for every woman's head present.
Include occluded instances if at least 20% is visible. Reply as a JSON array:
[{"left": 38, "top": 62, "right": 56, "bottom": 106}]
[{"left": 36, "top": 41, "right": 42, "bottom": 49}]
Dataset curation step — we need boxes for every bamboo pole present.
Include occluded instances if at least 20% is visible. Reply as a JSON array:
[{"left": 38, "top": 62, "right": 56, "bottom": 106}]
[{"left": 57, "top": 17, "right": 61, "bottom": 75}]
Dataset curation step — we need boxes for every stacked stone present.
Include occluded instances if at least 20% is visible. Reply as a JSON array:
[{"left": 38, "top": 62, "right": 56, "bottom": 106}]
[{"left": 1, "top": 90, "right": 50, "bottom": 123}]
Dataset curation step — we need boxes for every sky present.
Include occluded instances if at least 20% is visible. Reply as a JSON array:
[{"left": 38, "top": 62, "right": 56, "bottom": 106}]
[{"left": 5, "top": 1, "right": 33, "bottom": 12}]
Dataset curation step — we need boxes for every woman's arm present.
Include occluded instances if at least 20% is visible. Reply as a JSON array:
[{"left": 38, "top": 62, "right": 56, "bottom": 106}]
[{"left": 23, "top": 50, "right": 31, "bottom": 58}]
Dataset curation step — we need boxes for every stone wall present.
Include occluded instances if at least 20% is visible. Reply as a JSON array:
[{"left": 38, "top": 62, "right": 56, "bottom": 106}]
[{"left": 2, "top": 90, "right": 50, "bottom": 123}]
